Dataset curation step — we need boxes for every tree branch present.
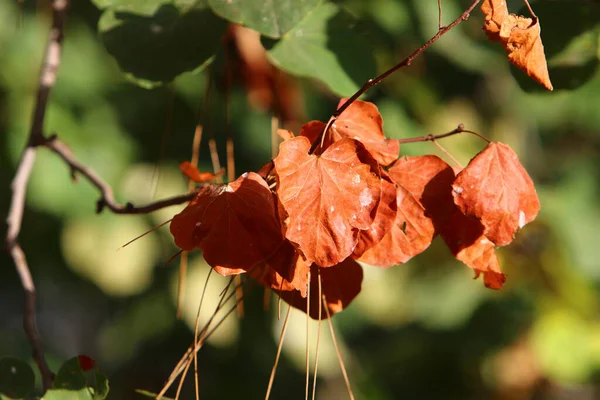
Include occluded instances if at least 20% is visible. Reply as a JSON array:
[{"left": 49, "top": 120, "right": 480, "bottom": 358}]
[
  {"left": 44, "top": 137, "right": 199, "bottom": 214},
  {"left": 310, "top": 0, "right": 482, "bottom": 154},
  {"left": 5, "top": 0, "right": 69, "bottom": 391}
]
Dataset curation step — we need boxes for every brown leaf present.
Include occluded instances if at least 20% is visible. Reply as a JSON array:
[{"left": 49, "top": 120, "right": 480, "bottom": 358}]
[
  {"left": 276, "top": 259, "right": 363, "bottom": 320},
  {"left": 179, "top": 161, "right": 225, "bottom": 183},
  {"left": 440, "top": 210, "right": 506, "bottom": 290},
  {"left": 169, "top": 172, "right": 283, "bottom": 273},
  {"left": 481, "top": 0, "right": 508, "bottom": 42},
  {"left": 452, "top": 142, "right": 540, "bottom": 246},
  {"left": 274, "top": 136, "right": 381, "bottom": 267},
  {"left": 300, "top": 100, "right": 399, "bottom": 165}
]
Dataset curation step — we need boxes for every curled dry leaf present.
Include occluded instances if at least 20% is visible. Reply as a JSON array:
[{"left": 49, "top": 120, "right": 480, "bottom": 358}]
[
  {"left": 481, "top": 0, "right": 507, "bottom": 42},
  {"left": 500, "top": 15, "right": 552, "bottom": 91},
  {"left": 179, "top": 161, "right": 225, "bottom": 183},
  {"left": 300, "top": 99, "right": 399, "bottom": 165},
  {"left": 274, "top": 136, "right": 381, "bottom": 267},
  {"left": 276, "top": 258, "right": 363, "bottom": 320},
  {"left": 481, "top": 0, "right": 553, "bottom": 90},
  {"left": 452, "top": 142, "right": 540, "bottom": 247},
  {"left": 170, "top": 172, "right": 283, "bottom": 273}
]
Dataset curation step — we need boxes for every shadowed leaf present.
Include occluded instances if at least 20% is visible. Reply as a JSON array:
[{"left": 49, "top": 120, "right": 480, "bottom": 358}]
[
  {"left": 170, "top": 172, "right": 284, "bottom": 272},
  {"left": 277, "top": 258, "right": 363, "bottom": 320}
]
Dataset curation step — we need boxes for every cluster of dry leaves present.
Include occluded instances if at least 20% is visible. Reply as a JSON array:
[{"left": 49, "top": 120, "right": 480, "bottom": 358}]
[
  {"left": 168, "top": 1, "right": 550, "bottom": 320},
  {"left": 170, "top": 97, "right": 540, "bottom": 319}
]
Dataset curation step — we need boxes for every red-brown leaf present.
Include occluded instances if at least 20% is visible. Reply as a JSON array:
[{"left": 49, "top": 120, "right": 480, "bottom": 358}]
[
  {"left": 169, "top": 172, "right": 283, "bottom": 272},
  {"left": 452, "top": 142, "right": 540, "bottom": 246},
  {"left": 179, "top": 161, "right": 225, "bottom": 183},
  {"left": 357, "top": 180, "right": 435, "bottom": 268},
  {"left": 352, "top": 173, "right": 398, "bottom": 258},
  {"left": 248, "top": 240, "right": 310, "bottom": 297},
  {"left": 440, "top": 210, "right": 506, "bottom": 290},
  {"left": 299, "top": 100, "right": 399, "bottom": 165},
  {"left": 277, "top": 258, "right": 363, "bottom": 320},
  {"left": 388, "top": 155, "right": 456, "bottom": 231},
  {"left": 274, "top": 136, "right": 381, "bottom": 267}
]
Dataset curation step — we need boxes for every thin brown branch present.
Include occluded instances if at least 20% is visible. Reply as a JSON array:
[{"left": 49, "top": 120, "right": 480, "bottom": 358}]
[
  {"left": 5, "top": 0, "right": 70, "bottom": 391},
  {"left": 395, "top": 124, "right": 489, "bottom": 145},
  {"left": 310, "top": 0, "right": 482, "bottom": 154},
  {"left": 43, "top": 137, "right": 199, "bottom": 214}
]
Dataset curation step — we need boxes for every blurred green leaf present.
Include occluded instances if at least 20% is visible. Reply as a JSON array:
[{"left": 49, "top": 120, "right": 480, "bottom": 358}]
[
  {"left": 98, "top": 3, "right": 226, "bottom": 87},
  {"left": 93, "top": 371, "right": 109, "bottom": 400},
  {"left": 208, "top": 0, "right": 320, "bottom": 38},
  {"left": 42, "top": 389, "right": 94, "bottom": 400},
  {"left": 264, "top": 2, "right": 376, "bottom": 97},
  {"left": 53, "top": 357, "right": 86, "bottom": 391},
  {"left": 0, "top": 358, "right": 35, "bottom": 399}
]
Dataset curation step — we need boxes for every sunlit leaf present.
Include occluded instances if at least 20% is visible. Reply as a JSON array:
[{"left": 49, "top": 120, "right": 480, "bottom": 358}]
[
  {"left": 300, "top": 99, "right": 399, "bottom": 165},
  {"left": 452, "top": 142, "right": 540, "bottom": 246},
  {"left": 274, "top": 137, "right": 381, "bottom": 266}
]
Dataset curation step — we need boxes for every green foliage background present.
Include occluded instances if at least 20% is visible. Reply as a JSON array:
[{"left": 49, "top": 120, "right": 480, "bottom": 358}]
[{"left": 1, "top": 0, "right": 600, "bottom": 398}]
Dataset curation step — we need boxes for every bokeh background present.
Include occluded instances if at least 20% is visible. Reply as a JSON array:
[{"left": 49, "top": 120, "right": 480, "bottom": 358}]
[{"left": 2, "top": 0, "right": 600, "bottom": 399}]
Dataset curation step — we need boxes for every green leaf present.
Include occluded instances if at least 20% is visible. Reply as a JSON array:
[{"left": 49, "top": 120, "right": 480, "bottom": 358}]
[
  {"left": 92, "top": 371, "right": 109, "bottom": 400},
  {"left": 511, "top": 1, "right": 600, "bottom": 92},
  {"left": 0, "top": 358, "right": 35, "bottom": 399},
  {"left": 53, "top": 358, "right": 86, "bottom": 391},
  {"left": 264, "top": 2, "right": 376, "bottom": 97},
  {"left": 208, "top": 0, "right": 321, "bottom": 38},
  {"left": 42, "top": 389, "right": 94, "bottom": 400},
  {"left": 98, "top": 3, "right": 227, "bottom": 87}
]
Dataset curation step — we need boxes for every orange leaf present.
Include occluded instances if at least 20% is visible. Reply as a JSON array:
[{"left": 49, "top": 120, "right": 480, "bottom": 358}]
[
  {"left": 388, "top": 155, "right": 456, "bottom": 231},
  {"left": 277, "top": 258, "right": 363, "bottom": 320},
  {"left": 452, "top": 142, "right": 540, "bottom": 247},
  {"left": 357, "top": 177, "right": 435, "bottom": 268},
  {"left": 500, "top": 15, "right": 553, "bottom": 91},
  {"left": 480, "top": 0, "right": 552, "bottom": 90},
  {"left": 277, "top": 129, "right": 295, "bottom": 141},
  {"left": 481, "top": 0, "right": 508, "bottom": 42},
  {"left": 300, "top": 100, "right": 399, "bottom": 165},
  {"left": 352, "top": 173, "right": 398, "bottom": 258},
  {"left": 440, "top": 210, "right": 506, "bottom": 290},
  {"left": 179, "top": 161, "right": 225, "bottom": 183},
  {"left": 274, "top": 136, "right": 381, "bottom": 267},
  {"left": 169, "top": 172, "right": 283, "bottom": 273}
]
